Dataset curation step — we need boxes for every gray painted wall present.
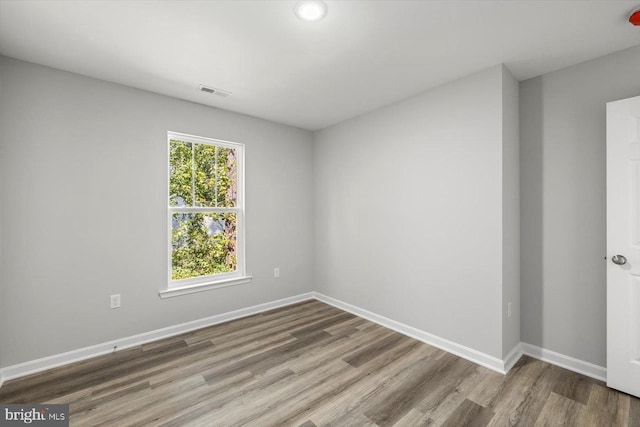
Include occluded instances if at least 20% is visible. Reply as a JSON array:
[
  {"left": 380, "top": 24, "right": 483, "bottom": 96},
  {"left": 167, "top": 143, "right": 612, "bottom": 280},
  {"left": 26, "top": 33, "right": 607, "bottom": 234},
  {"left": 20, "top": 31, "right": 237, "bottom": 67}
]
[
  {"left": 502, "top": 66, "right": 520, "bottom": 357},
  {"left": 314, "top": 66, "right": 514, "bottom": 359},
  {"left": 0, "top": 56, "right": 314, "bottom": 367},
  {"left": 520, "top": 44, "right": 640, "bottom": 367},
  {"left": 4, "top": 41, "right": 638, "bottom": 372}
]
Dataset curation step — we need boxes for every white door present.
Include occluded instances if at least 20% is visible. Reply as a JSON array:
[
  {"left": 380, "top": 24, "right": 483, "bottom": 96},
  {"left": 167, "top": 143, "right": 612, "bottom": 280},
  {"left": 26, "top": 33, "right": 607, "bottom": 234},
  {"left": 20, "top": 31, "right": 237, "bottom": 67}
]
[{"left": 607, "top": 95, "right": 640, "bottom": 398}]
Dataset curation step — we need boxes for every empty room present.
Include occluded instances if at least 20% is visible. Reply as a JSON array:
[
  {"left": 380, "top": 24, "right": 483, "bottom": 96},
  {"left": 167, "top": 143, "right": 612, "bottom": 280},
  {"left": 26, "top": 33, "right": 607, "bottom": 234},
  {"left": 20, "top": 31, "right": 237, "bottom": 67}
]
[{"left": 1, "top": 0, "right": 640, "bottom": 425}]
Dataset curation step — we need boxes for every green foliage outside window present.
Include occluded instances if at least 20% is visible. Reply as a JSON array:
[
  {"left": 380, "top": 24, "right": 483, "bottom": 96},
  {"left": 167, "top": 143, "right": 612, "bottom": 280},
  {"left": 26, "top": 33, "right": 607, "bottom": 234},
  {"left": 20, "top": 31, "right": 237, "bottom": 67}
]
[{"left": 169, "top": 140, "right": 238, "bottom": 280}]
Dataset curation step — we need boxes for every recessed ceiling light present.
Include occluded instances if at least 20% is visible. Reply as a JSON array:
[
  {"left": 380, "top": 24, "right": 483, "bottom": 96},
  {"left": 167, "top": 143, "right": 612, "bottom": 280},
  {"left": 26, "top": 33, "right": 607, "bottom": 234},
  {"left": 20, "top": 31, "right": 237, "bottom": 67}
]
[{"left": 294, "top": 1, "right": 328, "bottom": 22}]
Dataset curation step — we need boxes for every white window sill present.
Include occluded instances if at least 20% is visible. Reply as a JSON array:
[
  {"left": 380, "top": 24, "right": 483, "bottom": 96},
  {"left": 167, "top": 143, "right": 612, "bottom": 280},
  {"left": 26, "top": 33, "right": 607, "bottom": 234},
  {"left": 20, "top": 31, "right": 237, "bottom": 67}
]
[{"left": 159, "top": 275, "right": 253, "bottom": 299}]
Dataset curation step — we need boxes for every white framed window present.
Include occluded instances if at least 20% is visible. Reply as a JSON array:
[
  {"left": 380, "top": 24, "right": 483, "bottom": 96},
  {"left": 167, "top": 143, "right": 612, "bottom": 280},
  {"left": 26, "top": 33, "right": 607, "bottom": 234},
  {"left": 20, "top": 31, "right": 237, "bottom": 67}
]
[{"left": 160, "top": 131, "right": 251, "bottom": 298}]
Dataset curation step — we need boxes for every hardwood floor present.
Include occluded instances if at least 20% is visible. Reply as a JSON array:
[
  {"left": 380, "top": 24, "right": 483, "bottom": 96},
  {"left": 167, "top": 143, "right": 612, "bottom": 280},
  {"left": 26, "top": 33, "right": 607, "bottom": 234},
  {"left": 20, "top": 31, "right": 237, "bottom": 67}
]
[{"left": 0, "top": 300, "right": 638, "bottom": 426}]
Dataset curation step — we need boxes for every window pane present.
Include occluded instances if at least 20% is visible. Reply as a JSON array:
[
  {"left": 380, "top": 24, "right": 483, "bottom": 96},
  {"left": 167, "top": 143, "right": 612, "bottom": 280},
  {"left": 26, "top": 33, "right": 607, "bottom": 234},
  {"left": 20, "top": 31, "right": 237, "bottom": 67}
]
[
  {"left": 194, "top": 144, "right": 237, "bottom": 207},
  {"left": 171, "top": 212, "right": 237, "bottom": 280},
  {"left": 169, "top": 140, "right": 193, "bottom": 206}
]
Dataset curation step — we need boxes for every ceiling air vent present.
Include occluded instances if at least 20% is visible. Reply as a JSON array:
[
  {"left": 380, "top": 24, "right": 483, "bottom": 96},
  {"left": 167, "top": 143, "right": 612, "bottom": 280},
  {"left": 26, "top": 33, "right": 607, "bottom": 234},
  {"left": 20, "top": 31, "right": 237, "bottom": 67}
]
[{"left": 198, "top": 85, "right": 231, "bottom": 97}]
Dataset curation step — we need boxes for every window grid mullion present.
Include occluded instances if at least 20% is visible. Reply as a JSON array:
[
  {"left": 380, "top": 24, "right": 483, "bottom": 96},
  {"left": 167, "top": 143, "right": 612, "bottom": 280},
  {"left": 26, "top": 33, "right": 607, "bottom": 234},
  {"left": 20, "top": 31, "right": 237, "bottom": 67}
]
[
  {"left": 191, "top": 142, "right": 196, "bottom": 207},
  {"left": 169, "top": 207, "right": 240, "bottom": 213},
  {"left": 215, "top": 146, "right": 218, "bottom": 207}
]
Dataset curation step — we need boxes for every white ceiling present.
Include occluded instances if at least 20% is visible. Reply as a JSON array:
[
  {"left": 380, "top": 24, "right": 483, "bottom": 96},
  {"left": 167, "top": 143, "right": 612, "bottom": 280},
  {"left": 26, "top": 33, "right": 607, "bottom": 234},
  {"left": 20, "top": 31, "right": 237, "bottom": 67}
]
[{"left": 1, "top": 1, "right": 639, "bottom": 130}]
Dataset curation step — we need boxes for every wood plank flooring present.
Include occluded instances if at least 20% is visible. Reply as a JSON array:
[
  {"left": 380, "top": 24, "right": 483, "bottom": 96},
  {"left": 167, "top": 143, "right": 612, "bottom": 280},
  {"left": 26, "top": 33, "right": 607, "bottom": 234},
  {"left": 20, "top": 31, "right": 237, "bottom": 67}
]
[{"left": 0, "top": 300, "right": 638, "bottom": 426}]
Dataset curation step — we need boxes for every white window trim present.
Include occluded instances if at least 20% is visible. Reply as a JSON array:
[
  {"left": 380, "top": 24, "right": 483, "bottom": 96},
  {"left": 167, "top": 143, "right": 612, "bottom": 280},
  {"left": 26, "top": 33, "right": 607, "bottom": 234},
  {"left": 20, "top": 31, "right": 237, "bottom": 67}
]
[{"left": 160, "top": 131, "right": 251, "bottom": 299}]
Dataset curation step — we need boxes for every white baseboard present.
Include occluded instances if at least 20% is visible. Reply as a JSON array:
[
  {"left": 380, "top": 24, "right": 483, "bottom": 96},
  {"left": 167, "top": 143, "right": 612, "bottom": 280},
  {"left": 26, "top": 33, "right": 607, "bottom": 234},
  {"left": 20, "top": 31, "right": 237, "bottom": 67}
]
[
  {"left": 503, "top": 343, "right": 524, "bottom": 373},
  {"left": 313, "top": 293, "right": 607, "bottom": 381},
  {"left": 0, "top": 291, "right": 607, "bottom": 386},
  {"left": 521, "top": 343, "right": 606, "bottom": 382},
  {"left": 312, "top": 292, "right": 510, "bottom": 374},
  {"left": 0, "top": 292, "right": 315, "bottom": 383}
]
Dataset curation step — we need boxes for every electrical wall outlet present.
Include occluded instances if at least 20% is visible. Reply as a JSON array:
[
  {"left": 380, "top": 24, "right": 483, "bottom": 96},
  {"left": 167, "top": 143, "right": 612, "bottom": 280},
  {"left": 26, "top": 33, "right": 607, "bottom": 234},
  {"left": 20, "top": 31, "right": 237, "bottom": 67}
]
[
  {"left": 274, "top": 267, "right": 280, "bottom": 278},
  {"left": 111, "top": 294, "right": 121, "bottom": 309}
]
